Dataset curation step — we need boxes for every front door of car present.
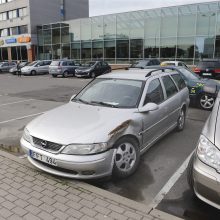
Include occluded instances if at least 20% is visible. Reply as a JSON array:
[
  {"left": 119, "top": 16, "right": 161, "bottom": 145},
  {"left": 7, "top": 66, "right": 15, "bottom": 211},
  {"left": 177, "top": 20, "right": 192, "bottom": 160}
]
[
  {"left": 2, "top": 63, "right": 9, "bottom": 71},
  {"left": 94, "top": 63, "right": 102, "bottom": 76},
  {"left": 141, "top": 78, "right": 167, "bottom": 148},
  {"left": 161, "top": 75, "right": 180, "bottom": 127}
]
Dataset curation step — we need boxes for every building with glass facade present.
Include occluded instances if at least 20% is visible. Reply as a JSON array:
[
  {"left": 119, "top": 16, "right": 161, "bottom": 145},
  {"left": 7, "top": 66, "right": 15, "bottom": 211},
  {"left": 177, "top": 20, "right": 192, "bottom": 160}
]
[{"left": 37, "top": 1, "right": 220, "bottom": 65}]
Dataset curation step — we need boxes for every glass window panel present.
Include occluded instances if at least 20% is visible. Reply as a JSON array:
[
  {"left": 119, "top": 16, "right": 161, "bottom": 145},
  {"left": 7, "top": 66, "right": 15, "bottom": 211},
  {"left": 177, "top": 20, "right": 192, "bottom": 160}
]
[
  {"left": 144, "top": 38, "right": 159, "bottom": 58},
  {"left": 19, "top": 25, "right": 28, "bottom": 34},
  {"left": 216, "top": 12, "right": 220, "bottom": 35},
  {"left": 215, "top": 36, "right": 220, "bottom": 58},
  {"left": 130, "top": 39, "right": 143, "bottom": 58},
  {"left": 69, "top": 20, "right": 80, "bottom": 41},
  {"left": 195, "top": 36, "right": 214, "bottom": 59},
  {"left": 52, "top": 28, "right": 61, "bottom": 44},
  {"left": 11, "top": 27, "right": 18, "bottom": 35},
  {"left": 92, "top": 17, "right": 103, "bottom": 40},
  {"left": 43, "top": 29, "right": 51, "bottom": 44},
  {"left": 44, "top": 45, "right": 52, "bottom": 60},
  {"left": 196, "top": 12, "right": 216, "bottom": 36},
  {"left": 11, "top": 47, "right": 17, "bottom": 61},
  {"left": 178, "top": 5, "right": 197, "bottom": 15},
  {"left": 104, "top": 40, "right": 115, "bottom": 59},
  {"left": 2, "top": 47, "right": 8, "bottom": 60},
  {"left": 81, "top": 41, "right": 91, "bottom": 59},
  {"left": 161, "top": 7, "right": 178, "bottom": 37},
  {"left": 178, "top": 13, "right": 196, "bottom": 36},
  {"left": 61, "top": 27, "right": 69, "bottom": 43},
  {"left": 130, "top": 11, "right": 144, "bottom": 39},
  {"left": 37, "top": 29, "right": 43, "bottom": 46},
  {"left": 177, "top": 37, "right": 195, "bottom": 58},
  {"left": 103, "top": 15, "right": 116, "bottom": 40},
  {"left": 145, "top": 9, "right": 160, "bottom": 38},
  {"left": 92, "top": 41, "right": 103, "bottom": 59},
  {"left": 62, "top": 44, "right": 70, "bottom": 59},
  {"left": 71, "top": 42, "right": 80, "bottom": 60},
  {"left": 81, "top": 18, "right": 91, "bottom": 41},
  {"left": 198, "top": 3, "right": 218, "bottom": 13},
  {"left": 162, "top": 75, "right": 178, "bottom": 98},
  {"left": 116, "top": 13, "right": 130, "bottom": 39},
  {"left": 2, "top": 12, "right": 7, "bottom": 20},
  {"left": 52, "top": 44, "right": 60, "bottom": 59},
  {"left": 161, "top": 37, "right": 176, "bottom": 58},
  {"left": 116, "top": 40, "right": 129, "bottom": 58}
]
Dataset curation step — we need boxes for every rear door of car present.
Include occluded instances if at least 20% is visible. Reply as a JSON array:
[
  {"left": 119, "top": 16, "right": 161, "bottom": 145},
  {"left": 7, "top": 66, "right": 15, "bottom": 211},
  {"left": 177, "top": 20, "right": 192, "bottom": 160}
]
[{"left": 67, "top": 61, "right": 76, "bottom": 74}]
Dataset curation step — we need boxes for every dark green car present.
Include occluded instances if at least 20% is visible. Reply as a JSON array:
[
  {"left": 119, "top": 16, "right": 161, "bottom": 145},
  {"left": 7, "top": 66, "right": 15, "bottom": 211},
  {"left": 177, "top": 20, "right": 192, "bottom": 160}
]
[{"left": 171, "top": 67, "right": 220, "bottom": 110}]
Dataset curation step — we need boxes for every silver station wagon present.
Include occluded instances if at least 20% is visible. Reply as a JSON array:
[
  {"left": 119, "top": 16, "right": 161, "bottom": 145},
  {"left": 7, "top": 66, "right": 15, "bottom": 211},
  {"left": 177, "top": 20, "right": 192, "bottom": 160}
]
[
  {"left": 187, "top": 91, "right": 220, "bottom": 209},
  {"left": 21, "top": 67, "right": 189, "bottom": 179}
]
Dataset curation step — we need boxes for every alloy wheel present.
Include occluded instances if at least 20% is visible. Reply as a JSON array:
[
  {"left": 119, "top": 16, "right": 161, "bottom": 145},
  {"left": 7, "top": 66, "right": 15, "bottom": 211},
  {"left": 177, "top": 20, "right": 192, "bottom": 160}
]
[{"left": 200, "top": 95, "right": 215, "bottom": 110}]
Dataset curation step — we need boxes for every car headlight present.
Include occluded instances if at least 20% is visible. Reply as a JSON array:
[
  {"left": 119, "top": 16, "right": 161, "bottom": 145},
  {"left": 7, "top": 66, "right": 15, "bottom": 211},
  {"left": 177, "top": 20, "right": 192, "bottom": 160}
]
[
  {"left": 61, "top": 143, "right": 108, "bottom": 155},
  {"left": 22, "top": 128, "right": 31, "bottom": 143},
  {"left": 197, "top": 135, "right": 220, "bottom": 172}
]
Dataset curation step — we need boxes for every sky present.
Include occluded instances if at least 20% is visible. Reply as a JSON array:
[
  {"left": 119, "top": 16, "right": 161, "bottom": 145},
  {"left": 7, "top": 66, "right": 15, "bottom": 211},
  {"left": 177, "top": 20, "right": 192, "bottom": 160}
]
[{"left": 89, "top": 0, "right": 216, "bottom": 16}]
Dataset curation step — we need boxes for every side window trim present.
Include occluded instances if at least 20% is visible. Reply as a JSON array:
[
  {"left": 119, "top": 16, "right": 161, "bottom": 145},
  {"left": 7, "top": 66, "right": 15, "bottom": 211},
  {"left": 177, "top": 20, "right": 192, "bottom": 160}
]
[{"left": 161, "top": 74, "right": 178, "bottom": 100}]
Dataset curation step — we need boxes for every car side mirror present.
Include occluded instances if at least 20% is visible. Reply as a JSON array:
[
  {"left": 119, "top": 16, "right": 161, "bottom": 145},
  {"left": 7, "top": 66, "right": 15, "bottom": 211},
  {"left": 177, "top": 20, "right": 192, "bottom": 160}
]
[
  {"left": 138, "top": 103, "right": 159, "bottom": 113},
  {"left": 70, "top": 94, "right": 76, "bottom": 102}
]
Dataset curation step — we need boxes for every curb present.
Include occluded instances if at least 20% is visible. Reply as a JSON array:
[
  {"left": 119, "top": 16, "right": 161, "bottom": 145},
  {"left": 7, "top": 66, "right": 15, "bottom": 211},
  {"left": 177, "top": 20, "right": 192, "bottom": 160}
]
[{"left": 0, "top": 150, "right": 183, "bottom": 220}]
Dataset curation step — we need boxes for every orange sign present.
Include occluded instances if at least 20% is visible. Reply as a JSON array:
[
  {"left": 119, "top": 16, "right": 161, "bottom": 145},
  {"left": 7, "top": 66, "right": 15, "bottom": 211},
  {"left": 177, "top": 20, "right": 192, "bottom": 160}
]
[{"left": 17, "top": 36, "right": 31, "bottom": 43}]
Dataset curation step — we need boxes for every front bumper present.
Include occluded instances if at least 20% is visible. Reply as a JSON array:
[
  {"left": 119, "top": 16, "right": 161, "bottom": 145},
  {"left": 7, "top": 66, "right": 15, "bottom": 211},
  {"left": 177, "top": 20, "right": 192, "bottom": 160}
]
[
  {"left": 193, "top": 157, "right": 220, "bottom": 209},
  {"left": 21, "top": 70, "right": 31, "bottom": 75},
  {"left": 21, "top": 138, "right": 115, "bottom": 179},
  {"left": 75, "top": 72, "right": 90, "bottom": 77}
]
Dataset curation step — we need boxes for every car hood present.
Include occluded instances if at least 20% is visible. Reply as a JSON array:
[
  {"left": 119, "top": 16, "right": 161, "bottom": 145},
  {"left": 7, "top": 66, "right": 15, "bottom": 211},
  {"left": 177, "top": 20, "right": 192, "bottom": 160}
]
[
  {"left": 26, "top": 102, "right": 135, "bottom": 145},
  {"left": 76, "top": 67, "right": 92, "bottom": 72},
  {"left": 10, "top": 67, "right": 17, "bottom": 71}
]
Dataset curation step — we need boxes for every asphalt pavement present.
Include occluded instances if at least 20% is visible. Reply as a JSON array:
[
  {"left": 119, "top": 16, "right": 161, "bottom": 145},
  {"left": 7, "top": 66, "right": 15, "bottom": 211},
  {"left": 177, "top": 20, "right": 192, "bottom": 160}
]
[{"left": 0, "top": 73, "right": 218, "bottom": 220}]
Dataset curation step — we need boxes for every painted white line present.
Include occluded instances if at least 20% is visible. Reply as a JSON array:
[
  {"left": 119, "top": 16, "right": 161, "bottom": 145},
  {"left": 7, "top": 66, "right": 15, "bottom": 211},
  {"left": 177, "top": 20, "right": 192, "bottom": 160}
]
[
  {"left": 0, "top": 112, "right": 44, "bottom": 124},
  {"left": 148, "top": 151, "right": 194, "bottom": 209},
  {"left": 0, "top": 99, "right": 34, "bottom": 107}
]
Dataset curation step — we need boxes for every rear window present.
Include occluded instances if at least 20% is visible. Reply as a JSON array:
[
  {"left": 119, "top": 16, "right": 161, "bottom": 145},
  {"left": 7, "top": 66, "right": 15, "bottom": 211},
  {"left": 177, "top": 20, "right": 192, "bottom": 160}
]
[
  {"left": 198, "top": 61, "right": 220, "bottom": 68},
  {"left": 50, "top": 61, "right": 60, "bottom": 66},
  {"left": 171, "top": 74, "right": 186, "bottom": 90}
]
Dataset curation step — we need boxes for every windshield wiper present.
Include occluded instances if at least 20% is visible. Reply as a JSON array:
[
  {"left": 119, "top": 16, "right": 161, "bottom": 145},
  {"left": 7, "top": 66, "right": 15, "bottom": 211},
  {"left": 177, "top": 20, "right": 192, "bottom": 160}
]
[
  {"left": 74, "top": 98, "right": 91, "bottom": 105},
  {"left": 90, "top": 101, "right": 119, "bottom": 108}
]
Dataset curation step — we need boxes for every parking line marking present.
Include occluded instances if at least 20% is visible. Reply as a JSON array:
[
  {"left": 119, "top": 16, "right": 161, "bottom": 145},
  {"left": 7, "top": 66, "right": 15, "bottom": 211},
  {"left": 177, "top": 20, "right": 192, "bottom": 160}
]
[
  {"left": 0, "top": 112, "right": 44, "bottom": 124},
  {"left": 0, "top": 99, "right": 34, "bottom": 107},
  {"left": 148, "top": 151, "right": 194, "bottom": 210}
]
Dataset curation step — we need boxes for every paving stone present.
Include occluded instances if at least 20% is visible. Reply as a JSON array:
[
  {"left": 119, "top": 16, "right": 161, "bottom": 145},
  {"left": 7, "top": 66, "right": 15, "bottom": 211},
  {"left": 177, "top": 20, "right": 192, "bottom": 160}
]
[
  {"left": 10, "top": 182, "right": 23, "bottom": 189},
  {"left": 29, "top": 191, "right": 44, "bottom": 199},
  {"left": 25, "top": 204, "right": 41, "bottom": 215},
  {"left": 54, "top": 188, "right": 68, "bottom": 197},
  {"left": 28, "top": 197, "right": 43, "bottom": 207},
  {"left": 53, "top": 195, "right": 68, "bottom": 204},
  {"left": 23, "top": 213, "right": 41, "bottom": 220},
  {"left": 14, "top": 199, "right": 30, "bottom": 209},
  {"left": 0, "top": 207, "right": 13, "bottom": 218},
  {"left": 52, "top": 210, "right": 69, "bottom": 220},
  {"left": 17, "top": 192, "right": 31, "bottom": 201},
  {"left": 66, "top": 201, "right": 82, "bottom": 210},
  {"left": 80, "top": 207, "right": 97, "bottom": 217},
  {"left": 93, "top": 198, "right": 110, "bottom": 207},
  {"left": 66, "top": 193, "right": 81, "bottom": 202},
  {"left": 38, "top": 211, "right": 55, "bottom": 220},
  {"left": 94, "top": 205, "right": 111, "bottom": 215},
  {"left": 66, "top": 208, "right": 83, "bottom": 218},
  {"left": 52, "top": 202, "right": 69, "bottom": 212},
  {"left": 5, "top": 194, "right": 17, "bottom": 202},
  {"left": 109, "top": 211, "right": 128, "bottom": 220},
  {"left": 108, "top": 204, "right": 125, "bottom": 214},
  {"left": 12, "top": 207, "right": 28, "bottom": 217},
  {"left": 79, "top": 199, "right": 95, "bottom": 209},
  {"left": 8, "top": 214, "right": 23, "bottom": 220},
  {"left": 40, "top": 196, "right": 56, "bottom": 205},
  {"left": 2, "top": 201, "right": 16, "bottom": 210},
  {"left": 39, "top": 203, "right": 56, "bottom": 213},
  {"left": 79, "top": 193, "right": 95, "bottom": 201},
  {"left": 95, "top": 213, "right": 114, "bottom": 220},
  {"left": 81, "top": 215, "right": 95, "bottom": 220},
  {"left": 124, "top": 210, "right": 142, "bottom": 220},
  {"left": 32, "top": 185, "right": 44, "bottom": 193}
]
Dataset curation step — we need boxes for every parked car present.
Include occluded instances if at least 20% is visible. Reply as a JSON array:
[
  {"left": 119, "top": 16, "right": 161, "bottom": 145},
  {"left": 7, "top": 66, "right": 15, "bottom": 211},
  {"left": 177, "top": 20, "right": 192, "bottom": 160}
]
[
  {"left": 130, "top": 59, "right": 160, "bottom": 69},
  {"left": 160, "top": 61, "right": 189, "bottom": 69},
  {"left": 0, "top": 62, "right": 16, "bottom": 72},
  {"left": 21, "top": 60, "right": 52, "bottom": 75},
  {"left": 75, "top": 61, "right": 111, "bottom": 78},
  {"left": 9, "top": 62, "right": 30, "bottom": 75},
  {"left": 21, "top": 67, "right": 189, "bottom": 179},
  {"left": 49, "top": 60, "right": 79, "bottom": 77},
  {"left": 194, "top": 59, "right": 220, "bottom": 79},
  {"left": 146, "top": 66, "right": 220, "bottom": 110},
  {"left": 187, "top": 91, "right": 220, "bottom": 209}
]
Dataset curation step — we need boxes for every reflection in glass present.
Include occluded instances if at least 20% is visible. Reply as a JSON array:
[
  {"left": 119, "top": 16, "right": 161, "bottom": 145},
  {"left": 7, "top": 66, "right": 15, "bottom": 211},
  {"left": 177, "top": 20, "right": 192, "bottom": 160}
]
[
  {"left": 61, "top": 27, "right": 70, "bottom": 44},
  {"left": 81, "top": 41, "right": 91, "bottom": 59},
  {"left": 160, "top": 38, "right": 176, "bottom": 58},
  {"left": 69, "top": 20, "right": 81, "bottom": 41},
  {"left": 43, "top": 46, "right": 52, "bottom": 60},
  {"left": 104, "top": 41, "right": 115, "bottom": 59},
  {"left": 177, "top": 37, "right": 194, "bottom": 58},
  {"left": 92, "top": 41, "right": 103, "bottom": 59},
  {"left": 92, "top": 17, "right": 103, "bottom": 40},
  {"left": 52, "top": 28, "right": 61, "bottom": 44},
  {"left": 103, "top": 15, "right": 116, "bottom": 39},
  {"left": 215, "top": 36, "right": 220, "bottom": 58},
  {"left": 116, "top": 40, "right": 129, "bottom": 58},
  {"left": 43, "top": 29, "right": 51, "bottom": 44},
  {"left": 52, "top": 44, "right": 60, "bottom": 59},
  {"left": 130, "top": 39, "right": 143, "bottom": 58},
  {"left": 81, "top": 18, "right": 91, "bottom": 41},
  {"left": 130, "top": 11, "right": 144, "bottom": 39},
  {"left": 62, "top": 44, "right": 70, "bottom": 59},
  {"left": 116, "top": 13, "right": 130, "bottom": 39},
  {"left": 144, "top": 38, "right": 159, "bottom": 58},
  {"left": 71, "top": 42, "right": 80, "bottom": 60},
  {"left": 195, "top": 37, "right": 214, "bottom": 58}
]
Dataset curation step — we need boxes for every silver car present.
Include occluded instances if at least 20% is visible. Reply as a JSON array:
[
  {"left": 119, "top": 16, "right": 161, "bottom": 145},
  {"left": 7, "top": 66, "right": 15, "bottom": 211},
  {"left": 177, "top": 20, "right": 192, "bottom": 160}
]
[
  {"left": 21, "top": 68, "right": 189, "bottom": 179},
  {"left": 187, "top": 91, "right": 220, "bottom": 209},
  {"left": 21, "top": 60, "right": 51, "bottom": 75}
]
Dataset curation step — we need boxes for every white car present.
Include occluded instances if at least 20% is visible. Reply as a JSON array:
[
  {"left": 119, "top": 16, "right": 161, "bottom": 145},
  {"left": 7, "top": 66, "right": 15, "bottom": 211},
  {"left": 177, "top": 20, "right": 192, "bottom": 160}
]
[{"left": 161, "top": 61, "right": 188, "bottom": 69}]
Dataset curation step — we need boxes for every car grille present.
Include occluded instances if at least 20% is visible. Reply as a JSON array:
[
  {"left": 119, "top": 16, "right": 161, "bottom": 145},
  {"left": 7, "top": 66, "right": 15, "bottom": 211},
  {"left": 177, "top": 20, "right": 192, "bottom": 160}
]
[{"left": 32, "top": 136, "right": 63, "bottom": 152}]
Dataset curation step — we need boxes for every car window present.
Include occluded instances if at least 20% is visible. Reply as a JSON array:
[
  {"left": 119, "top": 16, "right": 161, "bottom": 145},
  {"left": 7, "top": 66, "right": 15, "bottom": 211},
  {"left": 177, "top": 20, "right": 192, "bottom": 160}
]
[
  {"left": 62, "top": 61, "right": 67, "bottom": 66},
  {"left": 38, "top": 62, "right": 43, "bottom": 66},
  {"left": 171, "top": 74, "right": 186, "bottom": 90},
  {"left": 102, "top": 62, "right": 108, "bottom": 67},
  {"left": 50, "top": 61, "right": 60, "bottom": 66},
  {"left": 144, "top": 78, "right": 164, "bottom": 105},
  {"left": 95, "top": 63, "right": 101, "bottom": 69},
  {"left": 44, "top": 61, "right": 51, "bottom": 65},
  {"left": 178, "top": 62, "right": 183, "bottom": 66},
  {"left": 162, "top": 75, "right": 178, "bottom": 98},
  {"left": 68, "top": 61, "right": 75, "bottom": 66}
]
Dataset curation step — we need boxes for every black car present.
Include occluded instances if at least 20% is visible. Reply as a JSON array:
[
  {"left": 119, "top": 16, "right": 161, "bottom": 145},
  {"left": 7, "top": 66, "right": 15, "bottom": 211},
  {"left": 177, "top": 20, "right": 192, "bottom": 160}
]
[
  {"left": 194, "top": 59, "right": 220, "bottom": 79},
  {"left": 9, "top": 62, "right": 30, "bottom": 75},
  {"left": 130, "top": 59, "right": 160, "bottom": 69},
  {"left": 75, "top": 61, "right": 111, "bottom": 78},
  {"left": 171, "top": 67, "right": 220, "bottom": 110}
]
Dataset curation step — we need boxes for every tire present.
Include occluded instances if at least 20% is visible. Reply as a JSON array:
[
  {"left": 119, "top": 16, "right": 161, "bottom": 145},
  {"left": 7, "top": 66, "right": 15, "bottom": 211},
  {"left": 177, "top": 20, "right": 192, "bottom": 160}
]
[
  {"left": 187, "top": 154, "right": 195, "bottom": 191},
  {"left": 112, "top": 137, "right": 140, "bottom": 179},
  {"left": 52, "top": 74, "right": 57, "bottom": 78},
  {"left": 199, "top": 94, "right": 215, "bottom": 110},
  {"left": 62, "top": 71, "right": 69, "bottom": 78},
  {"left": 90, "top": 72, "right": 96, "bottom": 78},
  {"left": 31, "top": 70, "right": 36, "bottom": 75},
  {"left": 176, "top": 108, "right": 185, "bottom": 132}
]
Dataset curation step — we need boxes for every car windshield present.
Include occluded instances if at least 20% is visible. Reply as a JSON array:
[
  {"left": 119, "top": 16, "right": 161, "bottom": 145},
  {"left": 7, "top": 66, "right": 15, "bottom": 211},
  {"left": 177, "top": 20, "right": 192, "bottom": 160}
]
[
  {"left": 50, "top": 61, "right": 60, "bottom": 66},
  {"left": 27, "top": 61, "right": 38, "bottom": 66},
  {"left": 72, "top": 78, "right": 144, "bottom": 108},
  {"left": 179, "top": 68, "right": 200, "bottom": 80},
  {"left": 131, "top": 60, "right": 148, "bottom": 68},
  {"left": 83, "top": 62, "right": 96, "bottom": 67}
]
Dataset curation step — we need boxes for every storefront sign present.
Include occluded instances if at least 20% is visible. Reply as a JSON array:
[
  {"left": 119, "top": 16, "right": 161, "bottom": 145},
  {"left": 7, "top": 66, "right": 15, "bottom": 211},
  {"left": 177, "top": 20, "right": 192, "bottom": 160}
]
[
  {"left": 0, "top": 40, "right": 4, "bottom": 46},
  {"left": 17, "top": 36, "right": 31, "bottom": 43},
  {"left": 5, "top": 38, "right": 17, "bottom": 44}
]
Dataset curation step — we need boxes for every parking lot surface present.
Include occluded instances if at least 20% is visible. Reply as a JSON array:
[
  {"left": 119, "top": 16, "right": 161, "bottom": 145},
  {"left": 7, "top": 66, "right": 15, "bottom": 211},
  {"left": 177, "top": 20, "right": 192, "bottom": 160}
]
[{"left": 0, "top": 73, "right": 218, "bottom": 219}]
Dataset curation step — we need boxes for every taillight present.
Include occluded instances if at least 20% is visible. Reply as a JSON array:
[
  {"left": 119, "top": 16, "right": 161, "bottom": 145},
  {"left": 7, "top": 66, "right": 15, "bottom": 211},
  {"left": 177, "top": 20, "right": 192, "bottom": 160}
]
[
  {"left": 194, "top": 68, "right": 201, "bottom": 73},
  {"left": 214, "top": 69, "right": 220, "bottom": 73}
]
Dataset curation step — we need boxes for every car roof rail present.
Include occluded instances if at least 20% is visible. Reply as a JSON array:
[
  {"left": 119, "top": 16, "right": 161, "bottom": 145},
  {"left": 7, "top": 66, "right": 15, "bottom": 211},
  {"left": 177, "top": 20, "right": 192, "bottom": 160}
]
[{"left": 145, "top": 66, "right": 181, "bottom": 77}]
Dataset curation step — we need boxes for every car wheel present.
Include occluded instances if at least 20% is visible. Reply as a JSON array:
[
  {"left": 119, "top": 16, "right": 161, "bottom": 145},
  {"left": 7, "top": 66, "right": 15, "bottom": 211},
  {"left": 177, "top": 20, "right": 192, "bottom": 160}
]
[
  {"left": 112, "top": 137, "right": 140, "bottom": 179},
  {"left": 90, "top": 72, "right": 96, "bottom": 78},
  {"left": 52, "top": 74, "right": 57, "bottom": 78},
  {"left": 63, "top": 71, "right": 69, "bottom": 78},
  {"left": 187, "top": 154, "right": 195, "bottom": 191},
  {"left": 199, "top": 94, "right": 215, "bottom": 110},
  {"left": 176, "top": 108, "right": 185, "bottom": 132},
  {"left": 31, "top": 70, "right": 36, "bottom": 75}
]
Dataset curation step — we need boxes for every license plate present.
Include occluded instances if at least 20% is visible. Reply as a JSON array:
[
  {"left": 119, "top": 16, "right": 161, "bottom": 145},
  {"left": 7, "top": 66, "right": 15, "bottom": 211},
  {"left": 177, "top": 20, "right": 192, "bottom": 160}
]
[
  {"left": 202, "top": 72, "right": 212, "bottom": 76},
  {"left": 29, "top": 150, "right": 57, "bottom": 166}
]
